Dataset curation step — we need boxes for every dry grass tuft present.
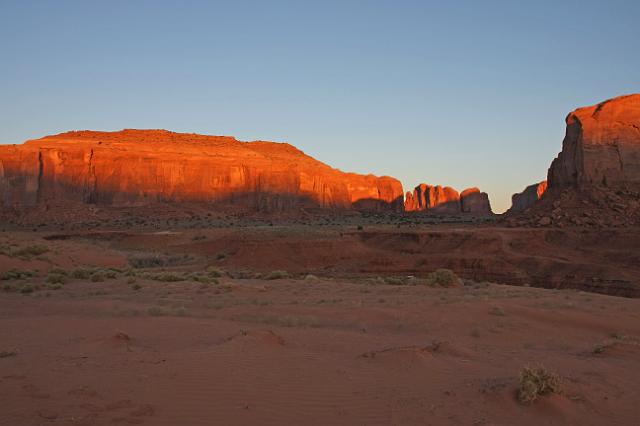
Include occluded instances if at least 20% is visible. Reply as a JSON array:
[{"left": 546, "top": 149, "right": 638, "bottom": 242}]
[
  {"left": 1, "top": 244, "right": 49, "bottom": 260},
  {"left": 46, "top": 273, "right": 66, "bottom": 285},
  {"left": 517, "top": 365, "right": 562, "bottom": 404},
  {"left": 265, "top": 270, "right": 289, "bottom": 280},
  {"left": 0, "top": 349, "right": 18, "bottom": 358},
  {"left": 1, "top": 269, "right": 37, "bottom": 280},
  {"left": 426, "top": 269, "right": 461, "bottom": 287}
]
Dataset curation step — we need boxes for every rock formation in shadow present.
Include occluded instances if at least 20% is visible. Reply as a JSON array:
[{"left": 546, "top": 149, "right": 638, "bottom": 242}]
[{"left": 508, "top": 181, "right": 547, "bottom": 213}]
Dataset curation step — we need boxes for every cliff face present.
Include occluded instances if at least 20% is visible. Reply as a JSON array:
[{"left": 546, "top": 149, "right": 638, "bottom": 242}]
[
  {"left": 508, "top": 181, "right": 547, "bottom": 213},
  {"left": 404, "top": 184, "right": 492, "bottom": 214},
  {"left": 548, "top": 94, "right": 640, "bottom": 189},
  {"left": 507, "top": 94, "right": 640, "bottom": 227},
  {"left": 0, "top": 130, "right": 404, "bottom": 212}
]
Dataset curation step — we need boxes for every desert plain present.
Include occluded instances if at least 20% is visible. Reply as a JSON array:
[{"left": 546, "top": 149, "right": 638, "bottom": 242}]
[
  {"left": 1, "top": 212, "right": 640, "bottom": 426},
  {"left": 1, "top": 94, "right": 640, "bottom": 425}
]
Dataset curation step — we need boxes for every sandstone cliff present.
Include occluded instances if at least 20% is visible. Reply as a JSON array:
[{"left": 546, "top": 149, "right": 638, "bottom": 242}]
[
  {"left": 509, "top": 94, "right": 640, "bottom": 227},
  {"left": 548, "top": 94, "right": 640, "bottom": 189},
  {"left": 0, "top": 130, "right": 404, "bottom": 212},
  {"left": 404, "top": 184, "right": 492, "bottom": 214},
  {"left": 508, "top": 181, "right": 547, "bottom": 213}
]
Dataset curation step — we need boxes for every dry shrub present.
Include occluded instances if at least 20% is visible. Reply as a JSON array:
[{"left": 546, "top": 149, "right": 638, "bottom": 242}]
[
  {"left": 265, "top": 270, "right": 289, "bottom": 280},
  {"left": 1, "top": 245, "right": 49, "bottom": 260},
  {"left": 71, "top": 267, "right": 94, "bottom": 279},
  {"left": 1, "top": 269, "right": 37, "bottom": 280},
  {"left": 518, "top": 365, "right": 562, "bottom": 404},
  {"left": 426, "top": 269, "right": 461, "bottom": 287},
  {"left": 90, "top": 272, "right": 105, "bottom": 282},
  {"left": 46, "top": 273, "right": 66, "bottom": 285}
]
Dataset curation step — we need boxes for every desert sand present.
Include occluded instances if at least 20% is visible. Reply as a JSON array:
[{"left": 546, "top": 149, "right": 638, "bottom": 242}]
[{"left": 1, "top": 220, "right": 640, "bottom": 426}]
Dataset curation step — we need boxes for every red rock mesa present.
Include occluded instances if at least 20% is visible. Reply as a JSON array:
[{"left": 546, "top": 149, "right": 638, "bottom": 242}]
[{"left": 0, "top": 130, "right": 404, "bottom": 212}]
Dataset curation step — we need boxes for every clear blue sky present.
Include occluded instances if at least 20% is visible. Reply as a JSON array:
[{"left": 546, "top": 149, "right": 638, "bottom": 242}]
[{"left": 1, "top": 1, "right": 638, "bottom": 212}]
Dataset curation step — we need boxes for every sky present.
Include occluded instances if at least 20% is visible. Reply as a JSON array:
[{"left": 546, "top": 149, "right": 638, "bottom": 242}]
[{"left": 1, "top": 1, "right": 639, "bottom": 212}]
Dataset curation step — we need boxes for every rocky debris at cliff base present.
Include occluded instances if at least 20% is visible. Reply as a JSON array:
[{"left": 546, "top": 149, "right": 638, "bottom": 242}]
[{"left": 505, "top": 187, "right": 640, "bottom": 228}]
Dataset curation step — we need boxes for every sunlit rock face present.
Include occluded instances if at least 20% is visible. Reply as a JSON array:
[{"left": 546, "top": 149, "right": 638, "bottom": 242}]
[
  {"left": 404, "top": 184, "right": 492, "bottom": 214},
  {"left": 0, "top": 129, "right": 404, "bottom": 212},
  {"left": 506, "top": 94, "right": 640, "bottom": 223},
  {"left": 508, "top": 181, "right": 547, "bottom": 213},
  {"left": 548, "top": 94, "right": 640, "bottom": 189}
]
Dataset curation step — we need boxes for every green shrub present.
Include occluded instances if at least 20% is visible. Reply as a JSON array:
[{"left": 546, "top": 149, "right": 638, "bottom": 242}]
[
  {"left": 426, "top": 269, "right": 461, "bottom": 287},
  {"left": 126, "top": 277, "right": 137, "bottom": 285},
  {"left": 131, "top": 283, "right": 142, "bottom": 291}
]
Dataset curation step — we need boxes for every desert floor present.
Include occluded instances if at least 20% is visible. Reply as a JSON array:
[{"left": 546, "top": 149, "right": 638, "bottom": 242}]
[{"left": 1, "top": 223, "right": 639, "bottom": 425}]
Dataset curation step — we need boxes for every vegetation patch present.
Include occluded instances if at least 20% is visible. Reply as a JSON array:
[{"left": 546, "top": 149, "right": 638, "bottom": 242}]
[
  {"left": 426, "top": 269, "right": 461, "bottom": 287},
  {"left": 1, "top": 269, "right": 37, "bottom": 281},
  {"left": 0, "top": 349, "right": 18, "bottom": 358},
  {"left": 489, "top": 307, "right": 506, "bottom": 316},
  {"left": 90, "top": 272, "right": 105, "bottom": 282},
  {"left": 517, "top": 365, "right": 562, "bottom": 404},
  {"left": 46, "top": 273, "right": 66, "bottom": 285},
  {"left": 0, "top": 244, "right": 49, "bottom": 260},
  {"left": 265, "top": 270, "right": 289, "bottom": 280},
  {"left": 128, "top": 253, "right": 194, "bottom": 268},
  {"left": 71, "top": 267, "right": 94, "bottom": 279}
]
